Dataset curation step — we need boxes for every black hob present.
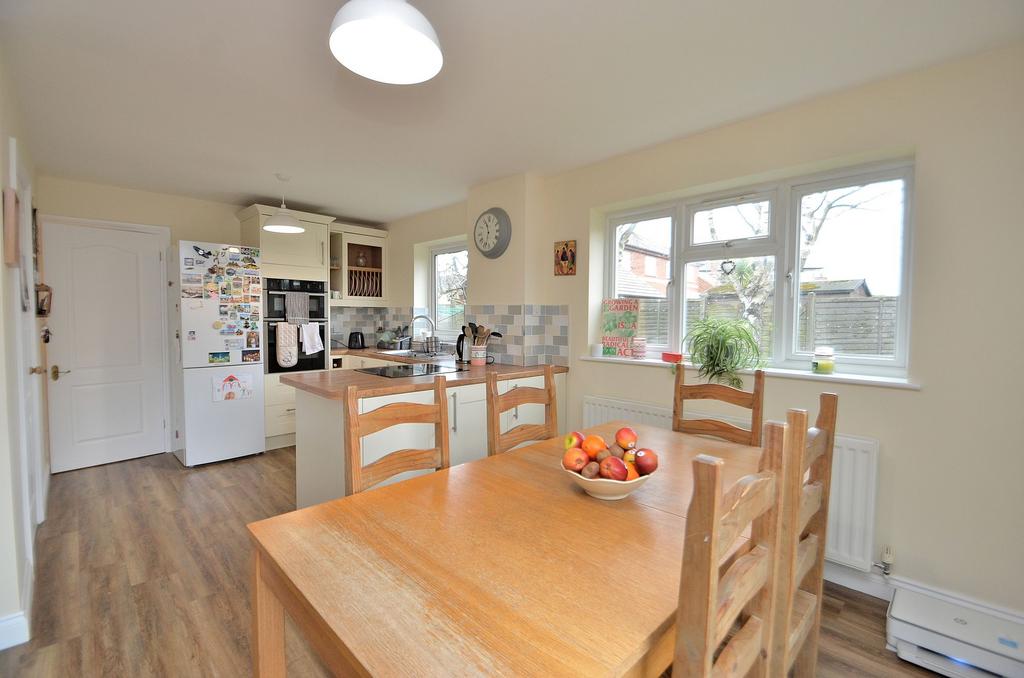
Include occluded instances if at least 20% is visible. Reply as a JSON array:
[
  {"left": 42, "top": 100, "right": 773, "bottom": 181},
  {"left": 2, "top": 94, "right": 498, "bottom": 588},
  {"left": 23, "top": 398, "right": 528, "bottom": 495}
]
[{"left": 356, "top": 364, "right": 462, "bottom": 378}]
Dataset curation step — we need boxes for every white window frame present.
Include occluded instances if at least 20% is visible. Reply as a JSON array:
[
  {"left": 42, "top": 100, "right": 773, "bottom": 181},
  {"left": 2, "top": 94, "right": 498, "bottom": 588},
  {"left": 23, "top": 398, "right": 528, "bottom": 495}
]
[
  {"left": 605, "top": 204, "right": 678, "bottom": 353},
  {"left": 429, "top": 244, "right": 469, "bottom": 339},
  {"left": 604, "top": 159, "right": 914, "bottom": 377},
  {"left": 779, "top": 163, "right": 914, "bottom": 374}
]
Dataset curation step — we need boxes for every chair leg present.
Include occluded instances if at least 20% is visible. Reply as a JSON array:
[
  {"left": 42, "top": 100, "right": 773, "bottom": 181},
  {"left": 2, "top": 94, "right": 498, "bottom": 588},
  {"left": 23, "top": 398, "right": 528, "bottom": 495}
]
[{"left": 792, "top": 623, "right": 821, "bottom": 677}]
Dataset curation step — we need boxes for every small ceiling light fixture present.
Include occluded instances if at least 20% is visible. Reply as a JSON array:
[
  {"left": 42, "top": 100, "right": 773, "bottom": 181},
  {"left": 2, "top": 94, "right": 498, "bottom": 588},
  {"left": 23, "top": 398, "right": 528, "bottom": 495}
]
[
  {"left": 263, "top": 174, "right": 305, "bottom": 234},
  {"left": 328, "top": 0, "right": 442, "bottom": 85}
]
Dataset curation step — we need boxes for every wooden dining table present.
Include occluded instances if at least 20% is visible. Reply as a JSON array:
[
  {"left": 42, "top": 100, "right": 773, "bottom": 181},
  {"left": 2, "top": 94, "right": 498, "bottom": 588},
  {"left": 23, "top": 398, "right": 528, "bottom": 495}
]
[{"left": 248, "top": 421, "right": 763, "bottom": 677}]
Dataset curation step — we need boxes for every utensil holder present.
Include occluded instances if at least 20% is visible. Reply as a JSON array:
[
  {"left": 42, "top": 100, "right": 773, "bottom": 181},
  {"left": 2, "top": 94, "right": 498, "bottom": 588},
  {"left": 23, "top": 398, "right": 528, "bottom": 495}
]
[{"left": 470, "top": 345, "right": 487, "bottom": 366}]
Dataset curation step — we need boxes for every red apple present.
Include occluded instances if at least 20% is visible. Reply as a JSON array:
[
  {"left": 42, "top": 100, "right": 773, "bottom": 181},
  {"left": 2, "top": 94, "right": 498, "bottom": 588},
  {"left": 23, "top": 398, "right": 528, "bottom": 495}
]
[
  {"left": 562, "top": 447, "right": 588, "bottom": 473},
  {"left": 599, "top": 456, "right": 628, "bottom": 481},
  {"left": 563, "top": 431, "right": 585, "bottom": 450},
  {"left": 634, "top": 449, "right": 659, "bottom": 476},
  {"left": 615, "top": 427, "right": 638, "bottom": 450}
]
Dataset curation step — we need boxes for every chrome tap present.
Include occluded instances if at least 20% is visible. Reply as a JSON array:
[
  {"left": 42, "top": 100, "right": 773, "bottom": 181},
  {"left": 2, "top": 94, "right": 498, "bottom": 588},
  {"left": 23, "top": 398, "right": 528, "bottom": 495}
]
[{"left": 411, "top": 315, "right": 439, "bottom": 353}]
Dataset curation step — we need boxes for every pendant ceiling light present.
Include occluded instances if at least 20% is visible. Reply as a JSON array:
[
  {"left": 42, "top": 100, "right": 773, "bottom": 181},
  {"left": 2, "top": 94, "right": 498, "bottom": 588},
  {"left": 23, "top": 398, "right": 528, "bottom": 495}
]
[
  {"left": 329, "top": 0, "right": 442, "bottom": 85},
  {"left": 263, "top": 174, "right": 305, "bottom": 234}
]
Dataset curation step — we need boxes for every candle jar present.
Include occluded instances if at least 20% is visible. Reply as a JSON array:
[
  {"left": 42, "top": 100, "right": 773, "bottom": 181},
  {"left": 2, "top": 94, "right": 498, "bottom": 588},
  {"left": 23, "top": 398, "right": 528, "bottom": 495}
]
[{"left": 812, "top": 347, "right": 835, "bottom": 374}]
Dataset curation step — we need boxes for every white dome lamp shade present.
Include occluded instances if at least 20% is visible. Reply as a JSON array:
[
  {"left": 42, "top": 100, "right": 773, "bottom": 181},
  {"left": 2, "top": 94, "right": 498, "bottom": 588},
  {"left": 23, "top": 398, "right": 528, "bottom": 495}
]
[
  {"left": 329, "top": 0, "right": 442, "bottom": 85},
  {"left": 263, "top": 201, "right": 304, "bottom": 234}
]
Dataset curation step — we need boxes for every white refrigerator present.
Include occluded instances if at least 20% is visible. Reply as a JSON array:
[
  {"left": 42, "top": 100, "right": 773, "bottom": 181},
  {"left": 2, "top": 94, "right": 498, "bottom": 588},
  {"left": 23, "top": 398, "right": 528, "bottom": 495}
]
[{"left": 170, "top": 241, "right": 266, "bottom": 466}]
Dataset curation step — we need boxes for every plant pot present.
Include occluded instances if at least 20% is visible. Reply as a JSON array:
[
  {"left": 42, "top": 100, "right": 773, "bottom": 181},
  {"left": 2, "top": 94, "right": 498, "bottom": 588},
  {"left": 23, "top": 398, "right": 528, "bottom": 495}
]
[{"left": 661, "top": 352, "right": 683, "bottom": 364}]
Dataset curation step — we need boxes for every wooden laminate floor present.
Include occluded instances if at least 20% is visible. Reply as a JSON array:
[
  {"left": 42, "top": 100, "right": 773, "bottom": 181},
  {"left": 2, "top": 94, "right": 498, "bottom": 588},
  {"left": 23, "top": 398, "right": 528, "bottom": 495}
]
[{"left": 0, "top": 448, "right": 934, "bottom": 677}]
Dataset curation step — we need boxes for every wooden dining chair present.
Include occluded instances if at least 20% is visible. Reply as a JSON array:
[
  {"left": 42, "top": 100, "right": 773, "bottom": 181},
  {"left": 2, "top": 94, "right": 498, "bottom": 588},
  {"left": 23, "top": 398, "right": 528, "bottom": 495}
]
[
  {"left": 344, "top": 376, "right": 451, "bottom": 494},
  {"left": 770, "top": 393, "right": 839, "bottom": 677},
  {"left": 673, "top": 368, "right": 766, "bottom": 447},
  {"left": 485, "top": 365, "right": 558, "bottom": 455},
  {"left": 674, "top": 421, "right": 786, "bottom": 677}
]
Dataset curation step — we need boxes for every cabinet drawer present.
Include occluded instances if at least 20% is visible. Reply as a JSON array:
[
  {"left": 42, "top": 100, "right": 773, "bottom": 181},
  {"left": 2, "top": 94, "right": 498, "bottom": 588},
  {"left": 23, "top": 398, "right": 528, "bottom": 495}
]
[
  {"left": 265, "top": 403, "right": 297, "bottom": 437},
  {"left": 265, "top": 374, "right": 296, "bottom": 406}
]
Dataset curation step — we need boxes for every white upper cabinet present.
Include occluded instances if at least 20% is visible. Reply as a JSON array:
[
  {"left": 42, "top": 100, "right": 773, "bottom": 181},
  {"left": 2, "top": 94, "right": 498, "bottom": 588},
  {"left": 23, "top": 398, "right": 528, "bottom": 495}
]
[
  {"left": 330, "top": 224, "right": 388, "bottom": 307},
  {"left": 237, "top": 204, "right": 334, "bottom": 280}
]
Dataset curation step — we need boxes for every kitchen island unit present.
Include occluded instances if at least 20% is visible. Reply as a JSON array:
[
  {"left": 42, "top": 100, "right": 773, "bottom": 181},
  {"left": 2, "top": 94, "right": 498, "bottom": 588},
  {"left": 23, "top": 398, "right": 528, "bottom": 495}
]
[{"left": 281, "top": 361, "right": 568, "bottom": 508}]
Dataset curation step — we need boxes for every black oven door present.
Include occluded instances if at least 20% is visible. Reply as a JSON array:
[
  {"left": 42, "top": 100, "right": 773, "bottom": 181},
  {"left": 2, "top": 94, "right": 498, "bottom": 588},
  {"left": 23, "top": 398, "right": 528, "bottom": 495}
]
[
  {"left": 264, "top": 291, "right": 327, "bottom": 321},
  {"left": 265, "top": 321, "right": 327, "bottom": 373}
]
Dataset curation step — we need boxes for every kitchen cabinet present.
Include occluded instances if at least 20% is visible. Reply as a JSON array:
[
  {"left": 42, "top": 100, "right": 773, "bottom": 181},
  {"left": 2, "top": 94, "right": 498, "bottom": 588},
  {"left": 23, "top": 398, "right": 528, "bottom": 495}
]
[
  {"left": 238, "top": 204, "right": 334, "bottom": 281},
  {"left": 264, "top": 372, "right": 297, "bottom": 441},
  {"left": 329, "top": 224, "right": 388, "bottom": 307},
  {"left": 448, "top": 384, "right": 488, "bottom": 467}
]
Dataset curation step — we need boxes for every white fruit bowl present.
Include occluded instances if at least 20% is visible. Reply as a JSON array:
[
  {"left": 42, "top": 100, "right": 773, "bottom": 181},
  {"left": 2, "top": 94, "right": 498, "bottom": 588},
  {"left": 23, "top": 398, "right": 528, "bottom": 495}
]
[{"left": 561, "top": 462, "right": 654, "bottom": 500}]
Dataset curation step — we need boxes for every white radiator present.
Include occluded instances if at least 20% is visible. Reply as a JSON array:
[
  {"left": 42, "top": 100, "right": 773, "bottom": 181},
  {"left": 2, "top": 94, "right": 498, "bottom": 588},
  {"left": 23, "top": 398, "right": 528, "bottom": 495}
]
[{"left": 583, "top": 395, "right": 879, "bottom": 572}]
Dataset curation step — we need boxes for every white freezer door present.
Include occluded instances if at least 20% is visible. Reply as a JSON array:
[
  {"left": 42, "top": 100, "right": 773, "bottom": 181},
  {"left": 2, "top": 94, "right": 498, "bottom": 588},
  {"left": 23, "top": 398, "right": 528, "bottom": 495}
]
[
  {"left": 179, "top": 241, "right": 262, "bottom": 368},
  {"left": 181, "top": 364, "right": 266, "bottom": 466}
]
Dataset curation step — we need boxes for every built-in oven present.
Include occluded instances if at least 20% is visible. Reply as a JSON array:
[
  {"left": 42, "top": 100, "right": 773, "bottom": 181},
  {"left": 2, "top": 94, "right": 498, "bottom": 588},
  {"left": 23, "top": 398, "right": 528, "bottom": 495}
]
[
  {"left": 264, "top": 278, "right": 327, "bottom": 322},
  {"left": 265, "top": 320, "right": 328, "bottom": 373}
]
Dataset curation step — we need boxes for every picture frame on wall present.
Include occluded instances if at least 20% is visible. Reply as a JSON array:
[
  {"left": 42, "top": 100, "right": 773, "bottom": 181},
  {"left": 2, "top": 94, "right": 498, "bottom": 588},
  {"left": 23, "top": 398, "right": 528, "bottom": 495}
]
[
  {"left": 554, "top": 239, "right": 576, "bottom": 276},
  {"left": 35, "top": 283, "right": 53, "bottom": 317},
  {"left": 3, "top": 187, "right": 19, "bottom": 267}
]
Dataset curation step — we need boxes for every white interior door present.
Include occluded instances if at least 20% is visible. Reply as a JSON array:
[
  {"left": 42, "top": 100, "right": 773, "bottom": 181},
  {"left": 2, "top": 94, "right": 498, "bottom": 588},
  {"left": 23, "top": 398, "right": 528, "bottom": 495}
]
[{"left": 43, "top": 219, "right": 169, "bottom": 472}]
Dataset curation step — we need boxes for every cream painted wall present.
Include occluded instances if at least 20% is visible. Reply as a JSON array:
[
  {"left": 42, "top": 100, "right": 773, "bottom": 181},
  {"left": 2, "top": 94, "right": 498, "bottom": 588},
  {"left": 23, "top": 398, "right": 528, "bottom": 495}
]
[
  {"left": 465, "top": 174, "right": 527, "bottom": 306},
  {"left": 532, "top": 41, "right": 1024, "bottom": 612},
  {"left": 36, "top": 175, "right": 240, "bottom": 245},
  {"left": 386, "top": 201, "right": 466, "bottom": 308},
  {"left": 0, "top": 50, "right": 34, "bottom": 623},
  {"left": 386, "top": 42, "right": 1024, "bottom": 612}
]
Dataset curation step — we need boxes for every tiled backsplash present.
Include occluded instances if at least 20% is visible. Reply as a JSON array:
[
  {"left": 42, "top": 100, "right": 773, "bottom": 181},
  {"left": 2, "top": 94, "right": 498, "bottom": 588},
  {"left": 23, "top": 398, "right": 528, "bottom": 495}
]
[
  {"left": 465, "top": 304, "right": 570, "bottom": 367},
  {"left": 329, "top": 304, "right": 570, "bottom": 366}
]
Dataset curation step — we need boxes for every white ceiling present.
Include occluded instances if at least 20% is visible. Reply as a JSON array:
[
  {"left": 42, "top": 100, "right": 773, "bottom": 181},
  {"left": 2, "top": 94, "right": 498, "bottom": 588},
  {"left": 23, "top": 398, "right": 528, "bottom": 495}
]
[{"left": 2, "top": 0, "right": 1022, "bottom": 222}]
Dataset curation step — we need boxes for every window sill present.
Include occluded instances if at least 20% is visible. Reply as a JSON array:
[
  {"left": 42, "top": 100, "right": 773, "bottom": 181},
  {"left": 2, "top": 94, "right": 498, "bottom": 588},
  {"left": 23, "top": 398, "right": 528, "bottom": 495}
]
[{"left": 577, "top": 355, "right": 921, "bottom": 390}]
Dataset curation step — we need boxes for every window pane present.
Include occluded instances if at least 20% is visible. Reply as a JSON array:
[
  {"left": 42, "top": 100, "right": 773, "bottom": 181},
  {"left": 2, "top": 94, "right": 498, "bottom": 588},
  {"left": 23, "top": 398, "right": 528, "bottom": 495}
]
[
  {"left": 683, "top": 256, "right": 775, "bottom": 358},
  {"left": 433, "top": 249, "right": 468, "bottom": 333},
  {"left": 613, "top": 217, "right": 672, "bottom": 346},
  {"left": 796, "top": 179, "right": 904, "bottom": 356},
  {"left": 692, "top": 199, "right": 770, "bottom": 245}
]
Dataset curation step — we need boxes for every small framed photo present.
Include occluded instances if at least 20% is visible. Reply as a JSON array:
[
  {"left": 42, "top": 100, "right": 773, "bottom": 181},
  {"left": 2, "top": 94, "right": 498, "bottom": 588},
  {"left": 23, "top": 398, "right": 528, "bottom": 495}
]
[
  {"left": 554, "top": 240, "right": 577, "bottom": 276},
  {"left": 35, "top": 283, "right": 52, "bottom": 317}
]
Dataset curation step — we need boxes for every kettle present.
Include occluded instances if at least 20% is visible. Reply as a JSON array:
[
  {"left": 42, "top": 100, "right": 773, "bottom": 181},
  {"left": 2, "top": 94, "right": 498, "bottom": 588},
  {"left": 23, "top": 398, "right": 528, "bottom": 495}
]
[
  {"left": 455, "top": 332, "right": 468, "bottom": 363},
  {"left": 348, "top": 331, "right": 365, "bottom": 349}
]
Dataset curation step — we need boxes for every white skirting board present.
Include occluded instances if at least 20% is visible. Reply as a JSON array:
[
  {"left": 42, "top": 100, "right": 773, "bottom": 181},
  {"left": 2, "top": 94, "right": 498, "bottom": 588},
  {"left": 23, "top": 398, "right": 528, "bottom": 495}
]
[{"left": 0, "top": 611, "right": 29, "bottom": 651}]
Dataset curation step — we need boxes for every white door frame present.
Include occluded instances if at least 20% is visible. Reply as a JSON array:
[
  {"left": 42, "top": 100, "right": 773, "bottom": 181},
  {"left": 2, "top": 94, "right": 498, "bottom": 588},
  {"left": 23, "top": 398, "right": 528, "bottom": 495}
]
[{"left": 38, "top": 214, "right": 173, "bottom": 456}]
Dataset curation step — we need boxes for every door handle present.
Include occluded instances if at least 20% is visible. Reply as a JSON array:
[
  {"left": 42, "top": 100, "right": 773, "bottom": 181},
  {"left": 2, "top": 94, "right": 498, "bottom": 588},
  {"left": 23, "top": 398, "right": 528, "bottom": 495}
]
[
  {"left": 28, "top": 366, "right": 45, "bottom": 375},
  {"left": 321, "top": 241, "right": 325, "bottom": 266},
  {"left": 512, "top": 384, "right": 519, "bottom": 420},
  {"left": 50, "top": 365, "right": 71, "bottom": 381},
  {"left": 450, "top": 391, "right": 457, "bottom": 432}
]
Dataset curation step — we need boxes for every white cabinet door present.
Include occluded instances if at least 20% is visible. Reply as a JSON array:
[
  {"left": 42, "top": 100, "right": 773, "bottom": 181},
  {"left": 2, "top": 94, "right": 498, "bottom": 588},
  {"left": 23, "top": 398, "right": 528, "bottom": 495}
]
[
  {"left": 448, "top": 384, "right": 488, "bottom": 466},
  {"left": 261, "top": 220, "right": 327, "bottom": 269}
]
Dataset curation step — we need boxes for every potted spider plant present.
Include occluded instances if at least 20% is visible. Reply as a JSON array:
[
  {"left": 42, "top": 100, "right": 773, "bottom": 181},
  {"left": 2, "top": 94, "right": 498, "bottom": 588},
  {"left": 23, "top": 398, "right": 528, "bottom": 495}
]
[{"left": 682, "top": 318, "right": 762, "bottom": 388}]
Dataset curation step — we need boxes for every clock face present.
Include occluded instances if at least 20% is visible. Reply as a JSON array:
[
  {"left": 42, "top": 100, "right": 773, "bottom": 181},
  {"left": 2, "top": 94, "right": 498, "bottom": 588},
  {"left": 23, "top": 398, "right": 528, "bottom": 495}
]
[{"left": 474, "top": 207, "right": 511, "bottom": 258}]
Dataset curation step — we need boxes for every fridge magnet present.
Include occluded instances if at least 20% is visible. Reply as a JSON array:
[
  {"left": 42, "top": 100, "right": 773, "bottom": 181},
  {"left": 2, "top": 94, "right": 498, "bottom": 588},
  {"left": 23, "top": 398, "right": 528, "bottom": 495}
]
[
  {"left": 212, "top": 320, "right": 224, "bottom": 330},
  {"left": 212, "top": 373, "right": 254, "bottom": 401},
  {"left": 183, "top": 257, "right": 195, "bottom": 267},
  {"left": 251, "top": 308, "right": 260, "bottom": 321},
  {"left": 246, "top": 330, "right": 260, "bottom": 348},
  {"left": 228, "top": 252, "right": 241, "bottom": 262},
  {"left": 186, "top": 330, "right": 197, "bottom": 342},
  {"left": 225, "top": 337, "right": 243, "bottom": 350},
  {"left": 232, "top": 275, "right": 244, "bottom": 287},
  {"left": 218, "top": 303, "right": 229, "bottom": 316},
  {"left": 225, "top": 267, "right": 237, "bottom": 277},
  {"left": 192, "top": 245, "right": 214, "bottom": 260},
  {"left": 242, "top": 349, "right": 260, "bottom": 363},
  {"left": 208, "top": 352, "right": 230, "bottom": 364},
  {"left": 181, "top": 286, "right": 203, "bottom": 299},
  {"left": 182, "top": 273, "right": 203, "bottom": 285},
  {"left": 554, "top": 240, "right": 577, "bottom": 276}
]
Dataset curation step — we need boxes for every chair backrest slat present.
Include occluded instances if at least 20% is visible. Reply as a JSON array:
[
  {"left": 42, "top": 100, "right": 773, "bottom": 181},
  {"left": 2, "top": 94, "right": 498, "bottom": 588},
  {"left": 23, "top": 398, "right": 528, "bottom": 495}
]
[
  {"left": 345, "top": 376, "right": 451, "bottom": 495},
  {"left": 770, "top": 393, "right": 838, "bottom": 677},
  {"left": 673, "top": 368, "right": 765, "bottom": 447},
  {"left": 486, "top": 365, "right": 559, "bottom": 456},
  {"left": 674, "top": 421, "right": 786, "bottom": 677}
]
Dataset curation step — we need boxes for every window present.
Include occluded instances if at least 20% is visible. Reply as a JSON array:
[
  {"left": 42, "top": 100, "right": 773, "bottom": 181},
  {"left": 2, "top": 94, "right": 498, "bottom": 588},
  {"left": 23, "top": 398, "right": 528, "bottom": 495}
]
[
  {"left": 605, "top": 162, "right": 913, "bottom": 375},
  {"left": 609, "top": 214, "right": 673, "bottom": 347},
  {"left": 430, "top": 246, "right": 468, "bottom": 335}
]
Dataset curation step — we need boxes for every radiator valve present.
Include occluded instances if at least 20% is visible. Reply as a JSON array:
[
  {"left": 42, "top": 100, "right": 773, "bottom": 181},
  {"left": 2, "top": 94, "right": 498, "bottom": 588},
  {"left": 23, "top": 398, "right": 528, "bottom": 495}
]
[{"left": 872, "top": 545, "right": 895, "bottom": 576}]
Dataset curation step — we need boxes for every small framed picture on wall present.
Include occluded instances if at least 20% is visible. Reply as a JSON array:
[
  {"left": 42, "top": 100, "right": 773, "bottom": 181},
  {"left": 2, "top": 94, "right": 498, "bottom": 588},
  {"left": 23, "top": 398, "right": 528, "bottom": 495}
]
[{"left": 554, "top": 239, "right": 576, "bottom": 276}]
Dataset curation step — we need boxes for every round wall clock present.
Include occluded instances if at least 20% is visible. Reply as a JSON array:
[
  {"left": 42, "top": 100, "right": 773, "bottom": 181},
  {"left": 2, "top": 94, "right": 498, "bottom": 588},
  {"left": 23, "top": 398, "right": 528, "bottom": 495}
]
[{"left": 473, "top": 207, "right": 512, "bottom": 259}]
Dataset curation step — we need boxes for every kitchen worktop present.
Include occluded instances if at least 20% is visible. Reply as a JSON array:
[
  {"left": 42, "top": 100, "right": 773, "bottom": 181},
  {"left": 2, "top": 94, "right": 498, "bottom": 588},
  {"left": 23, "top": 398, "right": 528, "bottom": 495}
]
[{"left": 282, "top": 360, "right": 568, "bottom": 399}]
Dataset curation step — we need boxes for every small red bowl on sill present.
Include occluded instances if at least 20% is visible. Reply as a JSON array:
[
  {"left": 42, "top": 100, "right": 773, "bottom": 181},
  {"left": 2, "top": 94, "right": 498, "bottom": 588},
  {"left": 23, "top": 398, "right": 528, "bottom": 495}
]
[{"left": 661, "top": 352, "right": 683, "bottom": 364}]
